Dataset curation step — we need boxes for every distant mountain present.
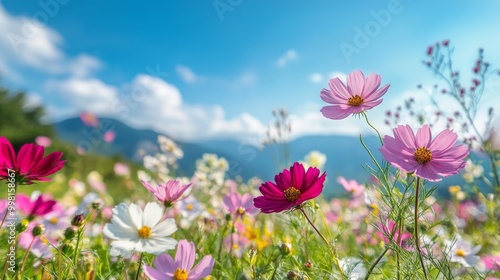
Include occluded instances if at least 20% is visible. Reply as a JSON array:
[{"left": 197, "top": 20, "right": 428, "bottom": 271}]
[{"left": 54, "top": 117, "right": 480, "bottom": 198}]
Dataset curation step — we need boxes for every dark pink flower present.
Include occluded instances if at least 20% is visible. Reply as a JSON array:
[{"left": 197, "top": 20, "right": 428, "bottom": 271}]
[
  {"left": 253, "top": 162, "right": 325, "bottom": 213},
  {"left": 17, "top": 193, "right": 57, "bottom": 219},
  {"left": 379, "top": 124, "right": 469, "bottom": 182},
  {"left": 320, "top": 70, "right": 390, "bottom": 120},
  {"left": 0, "top": 137, "right": 66, "bottom": 184},
  {"left": 141, "top": 179, "right": 191, "bottom": 208},
  {"left": 143, "top": 239, "right": 214, "bottom": 280}
]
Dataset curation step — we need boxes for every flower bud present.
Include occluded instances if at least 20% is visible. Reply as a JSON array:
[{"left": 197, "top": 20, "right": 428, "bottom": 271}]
[
  {"left": 32, "top": 224, "right": 45, "bottom": 236},
  {"left": 64, "top": 226, "right": 79, "bottom": 240},
  {"left": 72, "top": 214, "right": 85, "bottom": 227},
  {"left": 61, "top": 243, "right": 75, "bottom": 255},
  {"left": 304, "top": 260, "right": 313, "bottom": 271},
  {"left": 16, "top": 219, "right": 29, "bottom": 233},
  {"left": 280, "top": 243, "right": 292, "bottom": 256},
  {"left": 287, "top": 271, "right": 298, "bottom": 279}
]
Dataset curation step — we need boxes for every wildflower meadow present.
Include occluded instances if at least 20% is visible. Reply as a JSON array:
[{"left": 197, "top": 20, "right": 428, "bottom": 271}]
[{"left": 1, "top": 41, "right": 500, "bottom": 280}]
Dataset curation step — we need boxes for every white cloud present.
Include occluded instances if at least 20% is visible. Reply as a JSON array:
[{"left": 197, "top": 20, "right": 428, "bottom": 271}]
[
  {"left": 44, "top": 73, "right": 266, "bottom": 142},
  {"left": 309, "top": 73, "right": 323, "bottom": 83},
  {"left": 0, "top": 4, "right": 103, "bottom": 79},
  {"left": 68, "top": 54, "right": 102, "bottom": 77},
  {"left": 309, "top": 71, "right": 347, "bottom": 84},
  {"left": 0, "top": 5, "right": 63, "bottom": 72},
  {"left": 276, "top": 49, "right": 298, "bottom": 67},
  {"left": 330, "top": 71, "right": 347, "bottom": 82},
  {"left": 175, "top": 64, "right": 199, "bottom": 83},
  {"left": 45, "top": 77, "right": 119, "bottom": 114}
]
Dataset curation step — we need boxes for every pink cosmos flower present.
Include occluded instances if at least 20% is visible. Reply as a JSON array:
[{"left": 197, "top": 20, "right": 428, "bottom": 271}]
[
  {"left": 223, "top": 192, "right": 258, "bottom": 218},
  {"left": 35, "top": 136, "right": 52, "bottom": 147},
  {"left": 104, "top": 131, "right": 116, "bottom": 143},
  {"left": 18, "top": 230, "right": 55, "bottom": 259},
  {"left": 337, "top": 176, "right": 364, "bottom": 197},
  {"left": 377, "top": 220, "right": 413, "bottom": 250},
  {"left": 17, "top": 193, "right": 57, "bottom": 219},
  {"left": 0, "top": 137, "right": 66, "bottom": 184},
  {"left": 141, "top": 179, "right": 191, "bottom": 208},
  {"left": 253, "top": 162, "right": 325, "bottom": 213},
  {"left": 320, "top": 70, "right": 390, "bottom": 120},
  {"left": 113, "top": 162, "right": 130, "bottom": 176},
  {"left": 483, "top": 255, "right": 500, "bottom": 271},
  {"left": 143, "top": 239, "right": 214, "bottom": 280},
  {"left": 80, "top": 112, "right": 99, "bottom": 127},
  {"left": 379, "top": 124, "right": 469, "bottom": 182}
]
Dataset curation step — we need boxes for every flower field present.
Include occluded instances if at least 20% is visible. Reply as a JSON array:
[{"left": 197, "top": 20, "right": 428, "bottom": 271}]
[{"left": 1, "top": 42, "right": 500, "bottom": 280}]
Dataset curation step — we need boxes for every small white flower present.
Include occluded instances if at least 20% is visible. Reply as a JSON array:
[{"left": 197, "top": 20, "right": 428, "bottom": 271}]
[
  {"left": 462, "top": 160, "right": 484, "bottom": 183},
  {"left": 338, "top": 257, "right": 366, "bottom": 280},
  {"left": 303, "top": 150, "right": 327, "bottom": 170},
  {"left": 103, "top": 202, "right": 177, "bottom": 255},
  {"left": 446, "top": 237, "right": 481, "bottom": 267},
  {"left": 158, "top": 135, "right": 184, "bottom": 159}
]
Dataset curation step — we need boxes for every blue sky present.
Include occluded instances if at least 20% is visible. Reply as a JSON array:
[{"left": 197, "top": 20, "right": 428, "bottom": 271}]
[{"left": 1, "top": 0, "right": 500, "bottom": 142}]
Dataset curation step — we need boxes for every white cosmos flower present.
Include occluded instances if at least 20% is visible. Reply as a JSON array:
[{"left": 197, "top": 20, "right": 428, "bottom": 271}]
[
  {"left": 446, "top": 237, "right": 481, "bottom": 267},
  {"left": 103, "top": 202, "right": 178, "bottom": 255}
]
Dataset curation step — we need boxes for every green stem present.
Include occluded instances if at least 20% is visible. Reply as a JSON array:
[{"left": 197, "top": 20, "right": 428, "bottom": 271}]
[
  {"left": 362, "top": 111, "right": 384, "bottom": 145},
  {"left": 363, "top": 247, "right": 389, "bottom": 280},
  {"left": 414, "top": 177, "right": 429, "bottom": 280},
  {"left": 299, "top": 208, "right": 344, "bottom": 279},
  {"left": 18, "top": 235, "right": 35, "bottom": 276},
  {"left": 135, "top": 252, "right": 144, "bottom": 280}
]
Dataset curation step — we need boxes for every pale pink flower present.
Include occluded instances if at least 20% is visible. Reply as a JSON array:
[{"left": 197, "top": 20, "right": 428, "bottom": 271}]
[
  {"left": 379, "top": 124, "right": 469, "bottom": 182},
  {"left": 113, "top": 162, "right": 130, "bottom": 176},
  {"left": 337, "top": 176, "right": 364, "bottom": 197},
  {"left": 142, "top": 179, "right": 191, "bottom": 208},
  {"left": 35, "top": 136, "right": 52, "bottom": 147},
  {"left": 80, "top": 112, "right": 99, "bottom": 127},
  {"left": 104, "top": 131, "right": 115, "bottom": 143},
  {"left": 143, "top": 239, "right": 214, "bottom": 280},
  {"left": 223, "top": 192, "right": 258, "bottom": 218},
  {"left": 320, "top": 70, "right": 390, "bottom": 120},
  {"left": 483, "top": 255, "right": 500, "bottom": 271}
]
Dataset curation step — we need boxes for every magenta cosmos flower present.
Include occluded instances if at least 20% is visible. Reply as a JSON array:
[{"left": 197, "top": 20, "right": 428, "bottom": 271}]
[
  {"left": 320, "top": 70, "right": 390, "bottom": 120},
  {"left": 379, "top": 124, "right": 469, "bottom": 182},
  {"left": 141, "top": 179, "right": 191, "bottom": 208},
  {"left": 143, "top": 239, "right": 214, "bottom": 280},
  {"left": 0, "top": 137, "right": 66, "bottom": 184},
  {"left": 17, "top": 193, "right": 57, "bottom": 219},
  {"left": 253, "top": 162, "right": 325, "bottom": 213}
]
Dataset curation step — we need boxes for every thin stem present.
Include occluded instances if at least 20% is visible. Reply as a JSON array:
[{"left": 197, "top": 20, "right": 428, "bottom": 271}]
[
  {"left": 135, "top": 252, "right": 144, "bottom": 280},
  {"left": 18, "top": 235, "right": 35, "bottom": 276},
  {"left": 362, "top": 112, "right": 384, "bottom": 145},
  {"left": 363, "top": 247, "right": 389, "bottom": 280},
  {"left": 414, "top": 177, "right": 429, "bottom": 280},
  {"left": 299, "top": 207, "right": 344, "bottom": 279}
]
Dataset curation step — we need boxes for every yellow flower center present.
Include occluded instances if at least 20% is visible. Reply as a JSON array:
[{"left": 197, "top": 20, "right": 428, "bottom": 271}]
[
  {"left": 455, "top": 249, "right": 466, "bottom": 257},
  {"left": 137, "top": 226, "right": 152, "bottom": 238},
  {"left": 50, "top": 217, "right": 58, "bottom": 224},
  {"left": 236, "top": 206, "right": 246, "bottom": 215},
  {"left": 233, "top": 243, "right": 240, "bottom": 250},
  {"left": 173, "top": 268, "right": 188, "bottom": 280},
  {"left": 414, "top": 147, "right": 432, "bottom": 164},
  {"left": 347, "top": 95, "right": 364, "bottom": 106},
  {"left": 186, "top": 204, "right": 194, "bottom": 211},
  {"left": 284, "top": 187, "right": 301, "bottom": 202}
]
